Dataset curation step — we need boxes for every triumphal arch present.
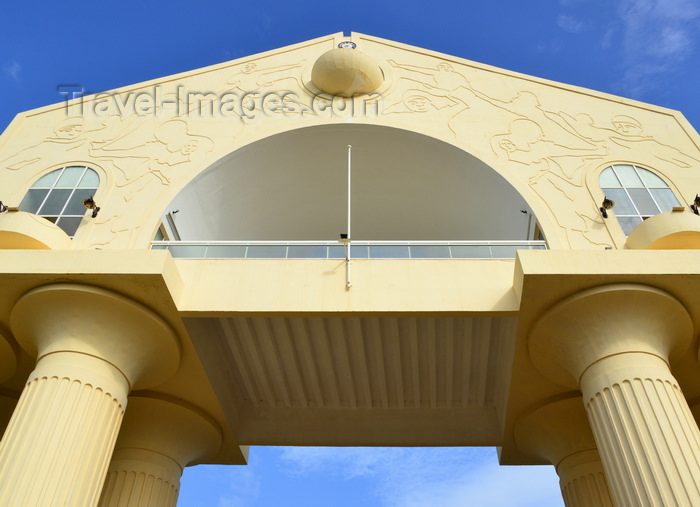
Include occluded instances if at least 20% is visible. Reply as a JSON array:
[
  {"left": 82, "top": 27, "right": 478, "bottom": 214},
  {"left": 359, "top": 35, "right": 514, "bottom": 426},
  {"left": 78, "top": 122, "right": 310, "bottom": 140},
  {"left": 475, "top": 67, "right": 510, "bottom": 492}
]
[{"left": 1, "top": 33, "right": 700, "bottom": 505}]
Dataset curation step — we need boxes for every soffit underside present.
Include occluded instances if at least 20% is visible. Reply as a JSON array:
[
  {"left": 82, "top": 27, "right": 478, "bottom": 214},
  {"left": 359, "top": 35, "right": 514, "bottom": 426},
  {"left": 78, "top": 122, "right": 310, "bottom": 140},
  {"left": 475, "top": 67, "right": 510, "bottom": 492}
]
[{"left": 186, "top": 315, "right": 517, "bottom": 446}]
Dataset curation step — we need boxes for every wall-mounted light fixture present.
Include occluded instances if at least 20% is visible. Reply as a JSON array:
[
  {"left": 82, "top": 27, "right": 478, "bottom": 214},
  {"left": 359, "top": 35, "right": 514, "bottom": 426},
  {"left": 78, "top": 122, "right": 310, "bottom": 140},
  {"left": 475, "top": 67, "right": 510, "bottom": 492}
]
[
  {"left": 339, "top": 233, "right": 350, "bottom": 260},
  {"left": 338, "top": 41, "right": 356, "bottom": 49},
  {"left": 600, "top": 197, "right": 615, "bottom": 219},
  {"left": 691, "top": 195, "right": 700, "bottom": 215},
  {"left": 82, "top": 196, "right": 100, "bottom": 218},
  {"left": 0, "top": 202, "right": 6, "bottom": 213}
]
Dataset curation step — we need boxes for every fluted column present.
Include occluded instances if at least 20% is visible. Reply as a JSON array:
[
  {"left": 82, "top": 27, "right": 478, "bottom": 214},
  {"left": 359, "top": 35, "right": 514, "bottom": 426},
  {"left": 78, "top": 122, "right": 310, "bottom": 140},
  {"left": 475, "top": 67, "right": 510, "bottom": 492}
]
[
  {"left": 529, "top": 284, "right": 700, "bottom": 506},
  {"left": 558, "top": 450, "right": 612, "bottom": 507},
  {"left": 0, "top": 284, "right": 180, "bottom": 507},
  {"left": 99, "top": 394, "right": 222, "bottom": 507},
  {"left": 582, "top": 353, "right": 700, "bottom": 505},
  {"left": 515, "top": 396, "right": 613, "bottom": 506}
]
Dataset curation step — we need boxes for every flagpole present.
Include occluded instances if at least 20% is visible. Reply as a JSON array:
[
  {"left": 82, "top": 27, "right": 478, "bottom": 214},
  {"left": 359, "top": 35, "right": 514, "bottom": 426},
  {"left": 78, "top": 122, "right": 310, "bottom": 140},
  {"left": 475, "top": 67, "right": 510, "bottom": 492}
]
[{"left": 346, "top": 144, "right": 352, "bottom": 289}]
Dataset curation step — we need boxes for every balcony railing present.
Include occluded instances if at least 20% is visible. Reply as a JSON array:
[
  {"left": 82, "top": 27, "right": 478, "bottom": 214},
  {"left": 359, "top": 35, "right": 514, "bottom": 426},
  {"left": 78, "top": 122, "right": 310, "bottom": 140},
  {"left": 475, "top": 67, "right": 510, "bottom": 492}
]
[{"left": 151, "top": 240, "right": 547, "bottom": 259}]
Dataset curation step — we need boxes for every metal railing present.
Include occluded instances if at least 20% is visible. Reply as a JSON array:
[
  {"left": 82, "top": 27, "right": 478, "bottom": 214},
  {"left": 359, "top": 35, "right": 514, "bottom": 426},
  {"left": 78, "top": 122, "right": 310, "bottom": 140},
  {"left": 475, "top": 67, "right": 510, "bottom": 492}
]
[{"left": 151, "top": 240, "right": 547, "bottom": 259}]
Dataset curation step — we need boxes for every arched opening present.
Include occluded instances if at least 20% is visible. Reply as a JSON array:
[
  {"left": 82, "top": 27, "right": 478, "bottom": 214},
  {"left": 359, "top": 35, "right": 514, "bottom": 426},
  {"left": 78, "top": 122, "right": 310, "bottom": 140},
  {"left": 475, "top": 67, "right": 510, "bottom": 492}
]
[{"left": 158, "top": 124, "right": 543, "bottom": 258}]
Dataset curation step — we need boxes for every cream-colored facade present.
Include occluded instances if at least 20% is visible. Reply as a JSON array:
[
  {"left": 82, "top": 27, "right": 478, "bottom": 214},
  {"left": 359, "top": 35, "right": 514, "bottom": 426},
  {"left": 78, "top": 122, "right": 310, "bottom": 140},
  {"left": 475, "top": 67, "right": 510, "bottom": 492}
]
[{"left": 0, "top": 32, "right": 700, "bottom": 506}]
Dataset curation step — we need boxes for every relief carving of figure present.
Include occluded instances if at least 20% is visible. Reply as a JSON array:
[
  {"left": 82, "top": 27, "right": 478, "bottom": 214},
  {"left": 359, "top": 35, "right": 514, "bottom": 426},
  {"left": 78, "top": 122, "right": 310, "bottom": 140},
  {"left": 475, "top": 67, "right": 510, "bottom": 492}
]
[
  {"left": 91, "top": 118, "right": 213, "bottom": 196},
  {"left": 225, "top": 61, "right": 306, "bottom": 95},
  {"left": 387, "top": 60, "right": 469, "bottom": 94},
  {"left": 218, "top": 60, "right": 314, "bottom": 120},
  {"left": 385, "top": 89, "right": 467, "bottom": 117},
  {"left": 1, "top": 115, "right": 136, "bottom": 171},
  {"left": 492, "top": 119, "right": 610, "bottom": 249},
  {"left": 87, "top": 118, "right": 214, "bottom": 248},
  {"left": 599, "top": 115, "right": 700, "bottom": 168},
  {"left": 385, "top": 60, "right": 472, "bottom": 125}
]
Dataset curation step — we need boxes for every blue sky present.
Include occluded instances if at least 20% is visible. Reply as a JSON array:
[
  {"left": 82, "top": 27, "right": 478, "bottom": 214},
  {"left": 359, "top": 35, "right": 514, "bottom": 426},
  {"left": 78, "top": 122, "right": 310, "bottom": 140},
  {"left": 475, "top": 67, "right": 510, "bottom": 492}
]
[
  {"left": 179, "top": 447, "right": 563, "bottom": 506},
  {"left": 1, "top": 0, "right": 699, "bottom": 133},
  {"left": 3, "top": 1, "right": 699, "bottom": 505}
]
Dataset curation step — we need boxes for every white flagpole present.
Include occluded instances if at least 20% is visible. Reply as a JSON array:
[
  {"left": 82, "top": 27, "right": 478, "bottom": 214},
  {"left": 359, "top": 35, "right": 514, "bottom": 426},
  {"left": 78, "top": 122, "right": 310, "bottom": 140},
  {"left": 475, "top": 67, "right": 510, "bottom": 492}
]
[{"left": 346, "top": 144, "right": 352, "bottom": 289}]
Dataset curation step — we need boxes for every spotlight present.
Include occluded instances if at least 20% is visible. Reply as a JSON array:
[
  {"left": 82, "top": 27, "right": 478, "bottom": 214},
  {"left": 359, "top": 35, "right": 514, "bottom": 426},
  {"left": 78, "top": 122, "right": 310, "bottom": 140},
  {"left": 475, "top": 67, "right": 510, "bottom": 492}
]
[
  {"left": 691, "top": 195, "right": 700, "bottom": 215},
  {"left": 600, "top": 196, "right": 614, "bottom": 219},
  {"left": 82, "top": 196, "right": 100, "bottom": 218},
  {"left": 0, "top": 202, "right": 6, "bottom": 213}
]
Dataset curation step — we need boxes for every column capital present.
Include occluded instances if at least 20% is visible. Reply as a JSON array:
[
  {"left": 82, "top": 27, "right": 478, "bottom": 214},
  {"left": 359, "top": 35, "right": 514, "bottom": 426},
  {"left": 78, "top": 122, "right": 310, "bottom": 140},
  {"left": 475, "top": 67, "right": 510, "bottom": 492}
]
[
  {"left": 515, "top": 395, "right": 597, "bottom": 471},
  {"left": 99, "top": 394, "right": 222, "bottom": 507},
  {"left": 515, "top": 395, "right": 614, "bottom": 506},
  {"left": 113, "top": 393, "right": 222, "bottom": 469},
  {"left": 528, "top": 283, "right": 692, "bottom": 388},
  {"left": 10, "top": 283, "right": 181, "bottom": 389}
]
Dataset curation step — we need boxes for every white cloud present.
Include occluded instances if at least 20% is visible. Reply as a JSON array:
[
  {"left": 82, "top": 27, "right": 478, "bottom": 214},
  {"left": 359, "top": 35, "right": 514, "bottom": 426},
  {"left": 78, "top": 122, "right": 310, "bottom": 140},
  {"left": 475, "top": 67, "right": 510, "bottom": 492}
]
[
  {"left": 280, "top": 446, "right": 415, "bottom": 481},
  {"left": 615, "top": 0, "right": 700, "bottom": 96},
  {"left": 618, "top": 0, "right": 699, "bottom": 58},
  {"left": 395, "top": 460, "right": 563, "bottom": 507},
  {"left": 3, "top": 60, "right": 21, "bottom": 83},
  {"left": 280, "top": 447, "right": 563, "bottom": 507},
  {"left": 557, "top": 14, "right": 587, "bottom": 33},
  {"left": 601, "top": 27, "right": 616, "bottom": 49},
  {"left": 255, "top": 12, "right": 273, "bottom": 40},
  {"left": 180, "top": 463, "right": 262, "bottom": 507},
  {"left": 179, "top": 447, "right": 563, "bottom": 506},
  {"left": 216, "top": 465, "right": 261, "bottom": 507},
  {"left": 649, "top": 25, "right": 694, "bottom": 57},
  {"left": 536, "top": 40, "right": 563, "bottom": 54}
]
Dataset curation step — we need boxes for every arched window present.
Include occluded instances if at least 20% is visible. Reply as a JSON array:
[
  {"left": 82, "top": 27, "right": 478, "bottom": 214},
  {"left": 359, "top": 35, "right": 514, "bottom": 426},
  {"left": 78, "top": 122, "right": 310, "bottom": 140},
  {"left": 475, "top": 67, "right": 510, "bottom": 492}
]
[
  {"left": 599, "top": 164, "right": 680, "bottom": 235},
  {"left": 19, "top": 166, "right": 100, "bottom": 237}
]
